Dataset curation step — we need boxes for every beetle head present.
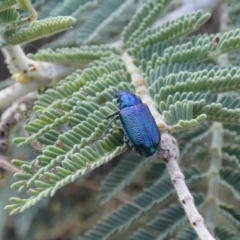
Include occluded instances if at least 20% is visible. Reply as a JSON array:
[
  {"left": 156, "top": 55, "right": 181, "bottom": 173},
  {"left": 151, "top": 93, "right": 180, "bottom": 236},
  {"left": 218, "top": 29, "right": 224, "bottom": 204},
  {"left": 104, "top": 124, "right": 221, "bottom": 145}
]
[{"left": 116, "top": 90, "right": 142, "bottom": 109}]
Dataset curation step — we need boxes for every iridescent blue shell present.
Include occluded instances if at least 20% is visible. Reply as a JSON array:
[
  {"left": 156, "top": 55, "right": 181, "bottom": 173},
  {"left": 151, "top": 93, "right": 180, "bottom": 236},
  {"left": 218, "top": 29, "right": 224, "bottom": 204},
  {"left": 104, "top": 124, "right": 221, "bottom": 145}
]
[{"left": 116, "top": 90, "right": 161, "bottom": 157}]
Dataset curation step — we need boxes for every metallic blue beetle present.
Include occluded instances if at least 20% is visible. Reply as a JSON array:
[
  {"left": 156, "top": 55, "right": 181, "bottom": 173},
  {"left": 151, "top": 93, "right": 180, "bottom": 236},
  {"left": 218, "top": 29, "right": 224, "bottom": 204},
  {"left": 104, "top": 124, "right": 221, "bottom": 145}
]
[{"left": 106, "top": 90, "right": 161, "bottom": 157}]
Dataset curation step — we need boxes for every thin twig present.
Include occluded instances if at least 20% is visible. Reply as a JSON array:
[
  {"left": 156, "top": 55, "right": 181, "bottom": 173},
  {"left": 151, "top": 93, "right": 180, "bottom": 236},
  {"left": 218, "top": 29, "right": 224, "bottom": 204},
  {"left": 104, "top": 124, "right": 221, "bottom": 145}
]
[
  {"left": 204, "top": 2, "right": 228, "bottom": 233},
  {"left": 0, "top": 45, "right": 77, "bottom": 109},
  {"left": 122, "top": 52, "right": 168, "bottom": 132},
  {"left": 122, "top": 51, "right": 216, "bottom": 240},
  {"left": 205, "top": 123, "right": 223, "bottom": 233},
  {"left": 0, "top": 158, "right": 19, "bottom": 173},
  {"left": 161, "top": 133, "right": 215, "bottom": 240},
  {"left": 0, "top": 92, "right": 35, "bottom": 175}
]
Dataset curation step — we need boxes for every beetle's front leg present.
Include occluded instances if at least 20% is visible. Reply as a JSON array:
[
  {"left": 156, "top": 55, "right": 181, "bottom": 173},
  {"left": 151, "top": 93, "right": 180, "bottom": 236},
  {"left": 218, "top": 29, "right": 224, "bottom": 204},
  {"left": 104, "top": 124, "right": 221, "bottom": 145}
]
[
  {"left": 94, "top": 112, "right": 119, "bottom": 141},
  {"left": 104, "top": 111, "right": 119, "bottom": 135},
  {"left": 123, "top": 135, "right": 131, "bottom": 149},
  {"left": 106, "top": 111, "right": 119, "bottom": 120}
]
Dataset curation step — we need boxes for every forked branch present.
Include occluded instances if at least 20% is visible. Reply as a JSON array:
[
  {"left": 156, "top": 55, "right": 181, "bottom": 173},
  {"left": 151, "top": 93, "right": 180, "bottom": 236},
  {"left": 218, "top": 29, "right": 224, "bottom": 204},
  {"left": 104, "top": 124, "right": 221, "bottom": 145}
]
[{"left": 0, "top": 45, "right": 77, "bottom": 109}]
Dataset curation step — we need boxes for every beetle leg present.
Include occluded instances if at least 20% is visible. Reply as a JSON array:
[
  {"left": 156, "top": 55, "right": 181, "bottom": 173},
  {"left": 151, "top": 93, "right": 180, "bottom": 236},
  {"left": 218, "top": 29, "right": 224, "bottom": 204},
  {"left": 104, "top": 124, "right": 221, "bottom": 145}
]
[
  {"left": 123, "top": 136, "right": 131, "bottom": 148},
  {"left": 94, "top": 115, "right": 118, "bottom": 141},
  {"left": 104, "top": 116, "right": 118, "bottom": 135},
  {"left": 106, "top": 111, "right": 119, "bottom": 120}
]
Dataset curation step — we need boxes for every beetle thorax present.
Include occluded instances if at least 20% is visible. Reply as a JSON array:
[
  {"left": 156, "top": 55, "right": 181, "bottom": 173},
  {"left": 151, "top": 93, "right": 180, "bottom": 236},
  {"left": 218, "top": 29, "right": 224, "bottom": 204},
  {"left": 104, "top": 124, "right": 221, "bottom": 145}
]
[{"left": 116, "top": 90, "right": 142, "bottom": 109}]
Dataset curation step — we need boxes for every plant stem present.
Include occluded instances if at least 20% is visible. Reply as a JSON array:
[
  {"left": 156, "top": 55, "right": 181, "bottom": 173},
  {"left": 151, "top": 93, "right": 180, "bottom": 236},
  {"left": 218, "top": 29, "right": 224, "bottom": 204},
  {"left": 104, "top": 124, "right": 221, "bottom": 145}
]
[
  {"left": 0, "top": 45, "right": 77, "bottom": 109},
  {"left": 204, "top": 2, "right": 227, "bottom": 233},
  {"left": 161, "top": 133, "right": 216, "bottom": 240},
  {"left": 122, "top": 52, "right": 168, "bottom": 132},
  {"left": 205, "top": 123, "right": 223, "bottom": 233},
  {"left": 0, "top": 158, "right": 19, "bottom": 173},
  {"left": 122, "top": 52, "right": 216, "bottom": 240}
]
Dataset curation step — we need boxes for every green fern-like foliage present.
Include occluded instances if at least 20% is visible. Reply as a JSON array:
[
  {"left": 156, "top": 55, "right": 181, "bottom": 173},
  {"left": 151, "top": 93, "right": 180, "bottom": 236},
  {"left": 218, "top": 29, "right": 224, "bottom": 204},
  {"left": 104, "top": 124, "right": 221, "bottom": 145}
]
[
  {"left": 0, "top": 7, "right": 20, "bottom": 35},
  {"left": 0, "top": 0, "right": 76, "bottom": 46},
  {"left": 122, "top": 0, "right": 171, "bottom": 47},
  {"left": 49, "top": 0, "right": 96, "bottom": 18},
  {"left": 214, "top": 226, "right": 239, "bottom": 240},
  {"left": 40, "top": 0, "right": 141, "bottom": 48},
  {"left": 27, "top": 45, "right": 120, "bottom": 64},
  {"left": 128, "top": 193, "right": 203, "bottom": 240},
  {"left": 2, "top": 0, "right": 240, "bottom": 239},
  {"left": 77, "top": 0, "right": 133, "bottom": 45},
  {"left": 4, "top": 16, "right": 76, "bottom": 45},
  {"left": 99, "top": 153, "right": 150, "bottom": 203},
  {"left": 0, "top": 0, "right": 16, "bottom": 12}
]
